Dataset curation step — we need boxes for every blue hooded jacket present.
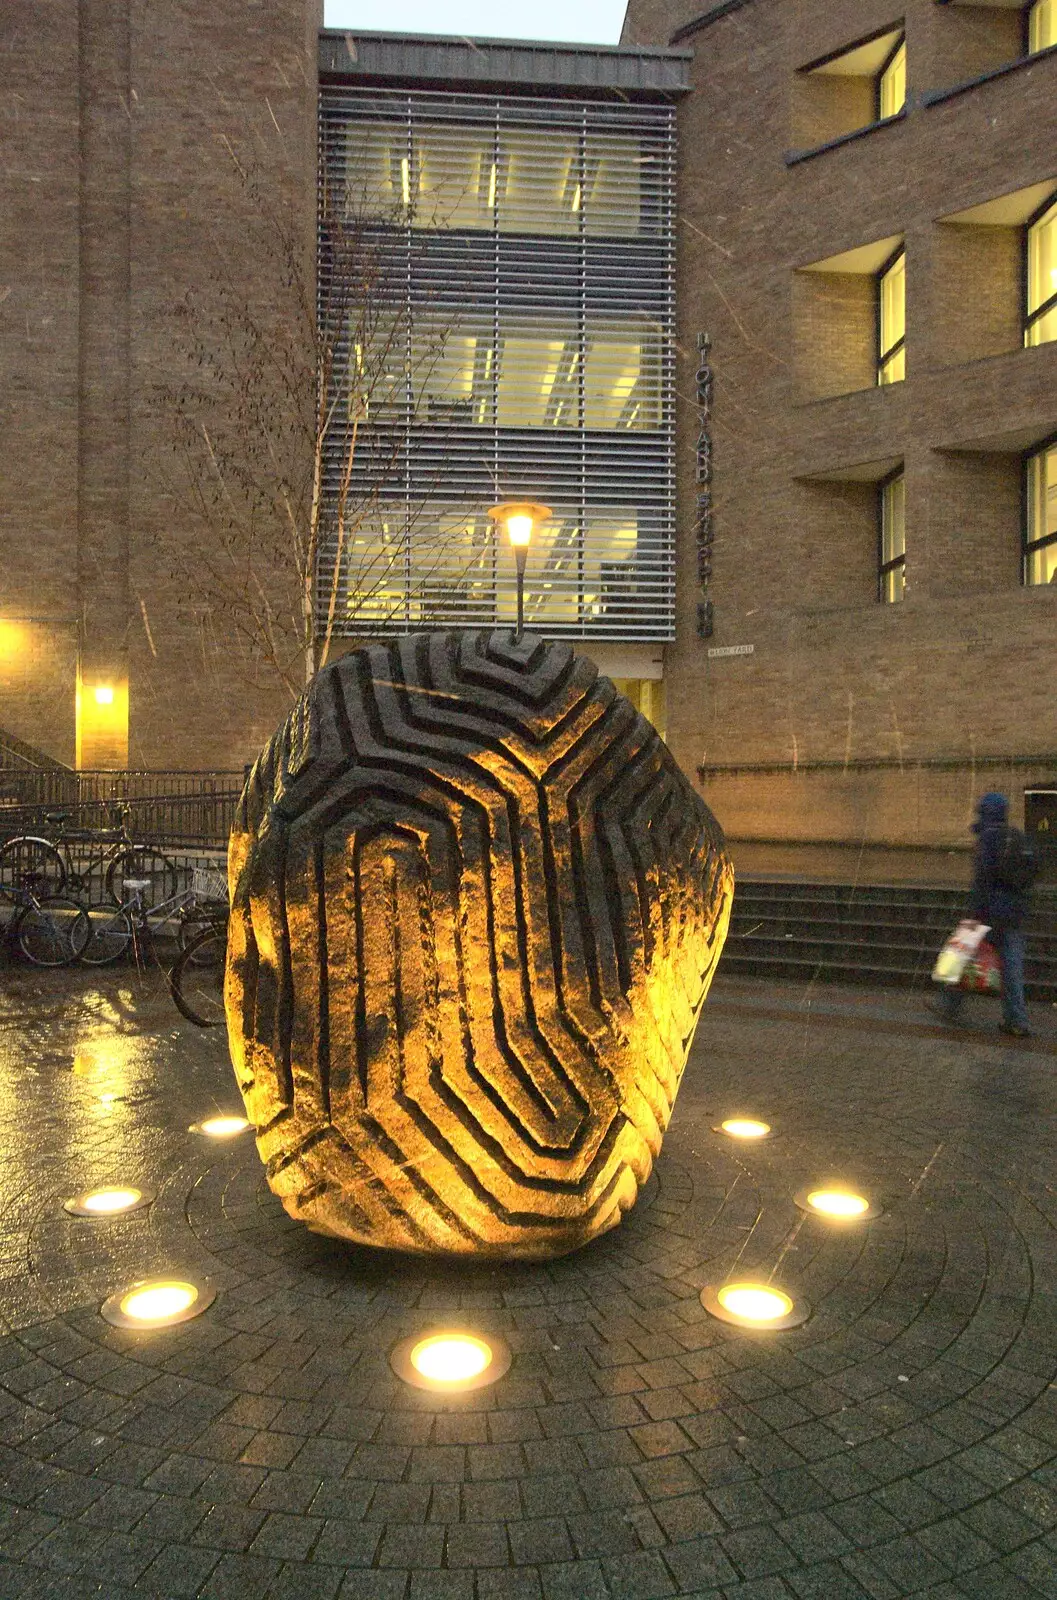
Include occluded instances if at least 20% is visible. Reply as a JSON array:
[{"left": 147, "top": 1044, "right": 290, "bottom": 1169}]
[{"left": 968, "top": 792, "right": 1028, "bottom": 931}]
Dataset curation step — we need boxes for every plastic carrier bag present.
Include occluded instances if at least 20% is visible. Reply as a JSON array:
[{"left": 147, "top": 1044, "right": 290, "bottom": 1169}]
[{"left": 932, "top": 920, "right": 991, "bottom": 985}]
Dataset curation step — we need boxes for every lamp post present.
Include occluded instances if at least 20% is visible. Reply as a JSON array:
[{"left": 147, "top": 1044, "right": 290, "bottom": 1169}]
[{"left": 487, "top": 501, "right": 552, "bottom": 642}]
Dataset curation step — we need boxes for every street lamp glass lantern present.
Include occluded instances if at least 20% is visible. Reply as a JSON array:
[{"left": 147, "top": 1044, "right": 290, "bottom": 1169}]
[
  {"left": 486, "top": 501, "right": 552, "bottom": 640},
  {"left": 487, "top": 501, "right": 552, "bottom": 546}
]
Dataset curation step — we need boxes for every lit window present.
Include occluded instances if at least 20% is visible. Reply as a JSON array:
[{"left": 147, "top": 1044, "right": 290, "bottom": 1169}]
[
  {"left": 879, "top": 471, "right": 905, "bottom": 602},
  {"left": 1025, "top": 441, "right": 1057, "bottom": 585},
  {"left": 1025, "top": 197, "right": 1057, "bottom": 347},
  {"left": 1028, "top": 0, "right": 1057, "bottom": 55},
  {"left": 877, "top": 36, "right": 907, "bottom": 120},
  {"left": 797, "top": 26, "right": 906, "bottom": 147},
  {"left": 877, "top": 249, "right": 906, "bottom": 384},
  {"left": 404, "top": 318, "right": 661, "bottom": 432}
]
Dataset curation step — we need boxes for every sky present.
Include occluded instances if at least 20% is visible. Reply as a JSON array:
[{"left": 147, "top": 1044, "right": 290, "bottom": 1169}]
[{"left": 322, "top": 1, "right": 630, "bottom": 45}]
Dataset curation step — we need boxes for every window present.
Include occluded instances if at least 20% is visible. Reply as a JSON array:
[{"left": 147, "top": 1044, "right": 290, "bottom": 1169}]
[
  {"left": 324, "top": 503, "right": 662, "bottom": 633},
  {"left": 1025, "top": 196, "right": 1057, "bottom": 347},
  {"left": 343, "top": 120, "right": 654, "bottom": 238},
  {"left": 877, "top": 35, "right": 907, "bottom": 120},
  {"left": 879, "top": 471, "right": 905, "bottom": 601},
  {"left": 1025, "top": 441, "right": 1057, "bottom": 585},
  {"left": 794, "top": 25, "right": 906, "bottom": 150},
  {"left": 877, "top": 248, "right": 906, "bottom": 384},
  {"left": 399, "top": 317, "right": 663, "bottom": 432},
  {"left": 1028, "top": 0, "right": 1057, "bottom": 55}
]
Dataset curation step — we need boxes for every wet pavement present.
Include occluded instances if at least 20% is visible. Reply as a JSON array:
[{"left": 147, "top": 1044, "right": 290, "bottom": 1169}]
[{"left": 0, "top": 955, "right": 1056, "bottom": 1599}]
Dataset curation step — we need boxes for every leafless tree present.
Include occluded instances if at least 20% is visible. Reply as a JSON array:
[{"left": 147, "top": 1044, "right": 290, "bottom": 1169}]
[{"left": 158, "top": 151, "right": 461, "bottom": 700}]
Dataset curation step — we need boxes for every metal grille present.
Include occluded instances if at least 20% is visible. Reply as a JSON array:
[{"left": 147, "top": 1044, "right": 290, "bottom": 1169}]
[{"left": 318, "top": 86, "right": 677, "bottom": 642}]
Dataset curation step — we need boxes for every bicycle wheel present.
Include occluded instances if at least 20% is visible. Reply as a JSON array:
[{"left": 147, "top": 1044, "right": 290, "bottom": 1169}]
[
  {"left": 0, "top": 837, "right": 66, "bottom": 902},
  {"left": 170, "top": 927, "right": 227, "bottom": 1027},
  {"left": 105, "top": 847, "right": 178, "bottom": 910},
  {"left": 178, "top": 907, "right": 229, "bottom": 962},
  {"left": 16, "top": 897, "right": 90, "bottom": 967},
  {"left": 80, "top": 902, "right": 135, "bottom": 965}
]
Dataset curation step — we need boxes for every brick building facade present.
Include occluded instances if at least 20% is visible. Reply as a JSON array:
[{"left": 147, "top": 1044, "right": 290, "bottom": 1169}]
[
  {"left": 1, "top": 0, "right": 319, "bottom": 771},
  {"left": 624, "top": 0, "right": 1057, "bottom": 847},
  {"left": 3, "top": 0, "right": 1056, "bottom": 854}
]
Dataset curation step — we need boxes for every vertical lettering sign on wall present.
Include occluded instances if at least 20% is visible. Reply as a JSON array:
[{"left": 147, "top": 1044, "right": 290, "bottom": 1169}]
[{"left": 695, "top": 333, "right": 714, "bottom": 639}]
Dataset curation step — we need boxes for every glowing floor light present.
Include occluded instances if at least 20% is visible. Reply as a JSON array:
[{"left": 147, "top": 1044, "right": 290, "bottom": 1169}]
[
  {"left": 191, "top": 1116, "right": 250, "bottom": 1138},
  {"left": 65, "top": 1186, "right": 153, "bottom": 1218},
  {"left": 795, "top": 1186, "right": 880, "bottom": 1221},
  {"left": 101, "top": 1276, "right": 215, "bottom": 1329},
  {"left": 701, "top": 1280, "right": 809, "bottom": 1330},
  {"left": 390, "top": 1329, "right": 512, "bottom": 1392},
  {"left": 717, "top": 1118, "right": 772, "bottom": 1140}
]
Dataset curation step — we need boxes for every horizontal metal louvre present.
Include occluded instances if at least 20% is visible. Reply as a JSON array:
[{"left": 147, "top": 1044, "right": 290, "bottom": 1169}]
[{"left": 318, "top": 84, "right": 676, "bottom": 643}]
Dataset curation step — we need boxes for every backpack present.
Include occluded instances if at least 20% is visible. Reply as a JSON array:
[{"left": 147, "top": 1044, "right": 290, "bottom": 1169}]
[{"left": 995, "top": 826, "right": 1038, "bottom": 893}]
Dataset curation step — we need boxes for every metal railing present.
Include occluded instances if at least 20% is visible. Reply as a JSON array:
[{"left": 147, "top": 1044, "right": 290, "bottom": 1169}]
[{"left": 0, "top": 770, "right": 244, "bottom": 849}]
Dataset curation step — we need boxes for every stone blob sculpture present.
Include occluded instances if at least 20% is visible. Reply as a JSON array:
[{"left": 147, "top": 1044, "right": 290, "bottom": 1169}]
[{"left": 226, "top": 630, "right": 733, "bottom": 1259}]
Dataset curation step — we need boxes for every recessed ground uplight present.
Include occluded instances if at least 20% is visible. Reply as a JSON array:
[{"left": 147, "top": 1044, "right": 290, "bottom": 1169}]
[
  {"left": 794, "top": 1186, "right": 881, "bottom": 1222},
  {"left": 701, "top": 1280, "right": 809, "bottom": 1330},
  {"left": 65, "top": 1186, "right": 154, "bottom": 1219},
  {"left": 190, "top": 1115, "right": 250, "bottom": 1138},
  {"left": 101, "top": 1276, "right": 215, "bottom": 1329},
  {"left": 390, "top": 1330, "right": 512, "bottom": 1393},
  {"left": 717, "top": 1117, "right": 772, "bottom": 1140}
]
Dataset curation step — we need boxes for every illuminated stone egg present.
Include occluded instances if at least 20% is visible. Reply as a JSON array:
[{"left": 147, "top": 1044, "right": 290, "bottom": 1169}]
[{"left": 226, "top": 630, "right": 733, "bottom": 1259}]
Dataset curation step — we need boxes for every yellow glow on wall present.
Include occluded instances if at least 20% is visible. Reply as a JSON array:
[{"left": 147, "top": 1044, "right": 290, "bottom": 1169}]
[
  {"left": 0, "top": 620, "right": 25, "bottom": 664},
  {"left": 76, "top": 668, "right": 129, "bottom": 770}
]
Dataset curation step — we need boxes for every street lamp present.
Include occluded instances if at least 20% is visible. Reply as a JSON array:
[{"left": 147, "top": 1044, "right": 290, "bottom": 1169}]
[{"left": 487, "top": 501, "right": 551, "bottom": 641}]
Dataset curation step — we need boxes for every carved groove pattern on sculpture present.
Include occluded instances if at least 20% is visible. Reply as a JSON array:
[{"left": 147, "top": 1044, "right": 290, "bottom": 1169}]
[{"left": 227, "top": 631, "right": 733, "bottom": 1258}]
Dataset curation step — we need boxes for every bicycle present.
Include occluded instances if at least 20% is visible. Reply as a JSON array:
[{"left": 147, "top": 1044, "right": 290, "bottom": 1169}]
[
  {"left": 0, "top": 804, "right": 177, "bottom": 911},
  {"left": 80, "top": 866, "right": 229, "bottom": 967},
  {"left": 169, "top": 923, "right": 227, "bottom": 1027},
  {"left": 3, "top": 871, "right": 90, "bottom": 967}
]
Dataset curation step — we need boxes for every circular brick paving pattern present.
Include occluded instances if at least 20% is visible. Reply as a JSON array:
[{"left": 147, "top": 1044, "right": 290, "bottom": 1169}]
[{"left": 1, "top": 966, "right": 1055, "bottom": 1598}]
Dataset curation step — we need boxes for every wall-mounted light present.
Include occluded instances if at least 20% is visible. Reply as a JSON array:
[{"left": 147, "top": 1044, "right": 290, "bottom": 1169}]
[
  {"left": 190, "top": 1116, "right": 250, "bottom": 1138},
  {"left": 701, "top": 1280, "right": 809, "bottom": 1330},
  {"left": 93, "top": 685, "right": 115, "bottom": 706},
  {"left": 390, "top": 1329, "right": 512, "bottom": 1392},
  {"left": 794, "top": 1187, "right": 880, "bottom": 1222},
  {"left": 65, "top": 1186, "right": 153, "bottom": 1218},
  {"left": 101, "top": 1276, "right": 215, "bottom": 1329}
]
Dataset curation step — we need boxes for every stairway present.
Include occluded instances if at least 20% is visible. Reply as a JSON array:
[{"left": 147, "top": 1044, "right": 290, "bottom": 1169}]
[{"left": 722, "top": 877, "right": 1057, "bottom": 1002}]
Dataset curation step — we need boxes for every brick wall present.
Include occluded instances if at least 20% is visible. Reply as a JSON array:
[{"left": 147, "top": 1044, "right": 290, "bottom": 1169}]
[
  {"left": 0, "top": 1, "right": 81, "bottom": 767},
  {"left": 624, "top": 0, "right": 1057, "bottom": 847},
  {"left": 0, "top": 0, "right": 320, "bottom": 773},
  {"left": 792, "top": 71, "right": 876, "bottom": 152}
]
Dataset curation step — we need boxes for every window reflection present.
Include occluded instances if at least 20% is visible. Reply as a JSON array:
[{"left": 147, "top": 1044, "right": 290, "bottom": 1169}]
[
  {"left": 878, "top": 249, "right": 906, "bottom": 385},
  {"left": 1025, "top": 443, "right": 1057, "bottom": 585},
  {"left": 1025, "top": 198, "right": 1057, "bottom": 348},
  {"left": 879, "top": 472, "right": 906, "bottom": 602}
]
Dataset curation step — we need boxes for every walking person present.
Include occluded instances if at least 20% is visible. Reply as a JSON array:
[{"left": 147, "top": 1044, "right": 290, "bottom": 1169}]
[{"left": 939, "top": 792, "right": 1035, "bottom": 1037}]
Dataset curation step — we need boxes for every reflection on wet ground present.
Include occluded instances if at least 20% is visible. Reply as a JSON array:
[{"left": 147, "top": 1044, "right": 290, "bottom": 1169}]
[{"left": 0, "top": 960, "right": 1055, "bottom": 1597}]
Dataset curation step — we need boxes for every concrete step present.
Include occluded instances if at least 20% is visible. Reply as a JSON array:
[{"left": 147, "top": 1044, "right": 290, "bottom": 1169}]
[{"left": 723, "top": 877, "right": 1057, "bottom": 1002}]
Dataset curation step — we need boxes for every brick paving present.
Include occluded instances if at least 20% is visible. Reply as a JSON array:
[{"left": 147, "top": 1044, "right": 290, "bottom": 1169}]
[{"left": 0, "top": 959, "right": 1055, "bottom": 1599}]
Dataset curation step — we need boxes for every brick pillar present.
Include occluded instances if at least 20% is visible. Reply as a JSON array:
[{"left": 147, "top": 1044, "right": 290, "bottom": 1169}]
[{"left": 76, "top": 0, "right": 131, "bottom": 768}]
